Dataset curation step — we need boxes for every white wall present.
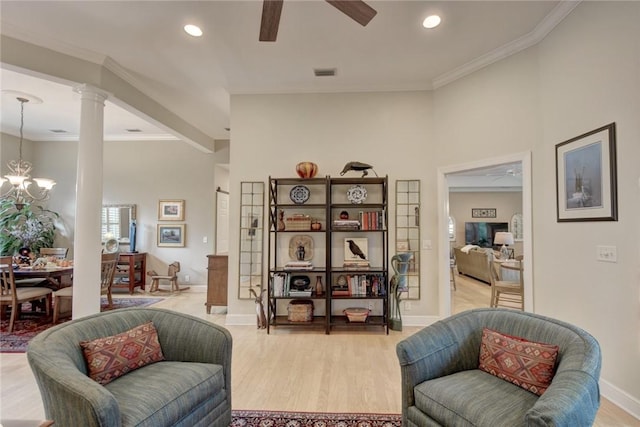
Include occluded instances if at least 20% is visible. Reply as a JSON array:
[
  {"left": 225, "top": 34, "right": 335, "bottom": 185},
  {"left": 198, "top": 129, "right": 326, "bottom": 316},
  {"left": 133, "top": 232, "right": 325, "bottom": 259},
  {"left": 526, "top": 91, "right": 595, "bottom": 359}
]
[
  {"left": 536, "top": 1, "right": 640, "bottom": 411},
  {"left": 228, "top": 91, "right": 436, "bottom": 323},
  {"left": 26, "top": 139, "right": 219, "bottom": 286},
  {"left": 434, "top": 1, "right": 640, "bottom": 415}
]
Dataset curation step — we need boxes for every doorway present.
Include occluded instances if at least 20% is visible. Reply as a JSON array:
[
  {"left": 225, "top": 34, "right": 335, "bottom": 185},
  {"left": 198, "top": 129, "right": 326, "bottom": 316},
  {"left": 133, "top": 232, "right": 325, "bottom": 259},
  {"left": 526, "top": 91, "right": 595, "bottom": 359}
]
[{"left": 437, "top": 152, "right": 533, "bottom": 318}]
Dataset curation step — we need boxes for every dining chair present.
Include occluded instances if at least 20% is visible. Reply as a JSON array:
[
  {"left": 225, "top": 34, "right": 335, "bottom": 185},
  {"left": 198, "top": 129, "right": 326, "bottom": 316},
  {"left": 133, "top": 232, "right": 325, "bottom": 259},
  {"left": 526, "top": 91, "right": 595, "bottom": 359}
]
[
  {"left": 147, "top": 261, "right": 189, "bottom": 293},
  {"left": 489, "top": 259, "right": 524, "bottom": 310},
  {"left": 0, "top": 256, "right": 53, "bottom": 332},
  {"left": 52, "top": 252, "right": 118, "bottom": 323},
  {"left": 40, "top": 247, "right": 69, "bottom": 259}
]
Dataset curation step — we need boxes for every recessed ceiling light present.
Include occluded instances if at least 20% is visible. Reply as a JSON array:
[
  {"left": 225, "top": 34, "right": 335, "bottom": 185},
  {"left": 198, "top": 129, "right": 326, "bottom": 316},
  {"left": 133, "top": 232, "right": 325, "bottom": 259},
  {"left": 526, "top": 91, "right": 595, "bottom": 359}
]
[
  {"left": 422, "top": 15, "right": 441, "bottom": 29},
  {"left": 184, "top": 24, "right": 203, "bottom": 37}
]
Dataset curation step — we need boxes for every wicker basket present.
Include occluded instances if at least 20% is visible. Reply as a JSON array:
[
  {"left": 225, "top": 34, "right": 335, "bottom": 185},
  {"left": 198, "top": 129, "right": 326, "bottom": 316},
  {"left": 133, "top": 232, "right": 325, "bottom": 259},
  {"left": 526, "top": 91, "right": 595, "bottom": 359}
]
[
  {"left": 285, "top": 214, "right": 311, "bottom": 231},
  {"left": 288, "top": 299, "right": 314, "bottom": 322},
  {"left": 344, "top": 307, "right": 370, "bottom": 323}
]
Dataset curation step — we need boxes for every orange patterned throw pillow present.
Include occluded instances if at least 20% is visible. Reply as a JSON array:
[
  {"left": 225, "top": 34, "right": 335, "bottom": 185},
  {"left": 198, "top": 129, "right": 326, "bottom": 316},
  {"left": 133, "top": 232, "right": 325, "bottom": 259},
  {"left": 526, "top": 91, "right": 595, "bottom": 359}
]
[
  {"left": 80, "top": 321, "right": 165, "bottom": 385},
  {"left": 479, "top": 327, "right": 559, "bottom": 396}
]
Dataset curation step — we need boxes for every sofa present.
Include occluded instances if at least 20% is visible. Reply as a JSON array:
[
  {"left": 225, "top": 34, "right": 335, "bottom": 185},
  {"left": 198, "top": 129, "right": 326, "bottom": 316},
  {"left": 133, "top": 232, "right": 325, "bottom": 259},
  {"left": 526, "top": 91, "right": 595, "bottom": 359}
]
[
  {"left": 396, "top": 308, "right": 601, "bottom": 427},
  {"left": 27, "top": 307, "right": 232, "bottom": 427},
  {"left": 453, "top": 246, "right": 494, "bottom": 283}
]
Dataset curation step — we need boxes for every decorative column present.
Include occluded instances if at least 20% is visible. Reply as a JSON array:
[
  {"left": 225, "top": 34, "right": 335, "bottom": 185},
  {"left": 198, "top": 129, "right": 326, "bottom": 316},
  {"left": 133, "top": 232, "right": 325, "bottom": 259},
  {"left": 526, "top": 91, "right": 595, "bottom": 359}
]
[{"left": 72, "top": 84, "right": 109, "bottom": 320}]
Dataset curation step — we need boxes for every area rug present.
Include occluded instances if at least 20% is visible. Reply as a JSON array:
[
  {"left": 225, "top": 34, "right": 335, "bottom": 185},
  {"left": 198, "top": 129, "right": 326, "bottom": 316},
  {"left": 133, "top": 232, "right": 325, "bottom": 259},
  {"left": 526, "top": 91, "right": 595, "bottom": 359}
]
[
  {"left": 0, "top": 297, "right": 164, "bottom": 353},
  {"left": 230, "top": 410, "right": 401, "bottom": 427}
]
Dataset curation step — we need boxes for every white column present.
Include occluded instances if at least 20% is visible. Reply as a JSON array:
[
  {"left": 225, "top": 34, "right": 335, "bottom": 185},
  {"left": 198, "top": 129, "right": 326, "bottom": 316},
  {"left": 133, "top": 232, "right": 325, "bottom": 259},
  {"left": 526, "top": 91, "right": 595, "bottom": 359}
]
[{"left": 72, "top": 84, "right": 109, "bottom": 320}]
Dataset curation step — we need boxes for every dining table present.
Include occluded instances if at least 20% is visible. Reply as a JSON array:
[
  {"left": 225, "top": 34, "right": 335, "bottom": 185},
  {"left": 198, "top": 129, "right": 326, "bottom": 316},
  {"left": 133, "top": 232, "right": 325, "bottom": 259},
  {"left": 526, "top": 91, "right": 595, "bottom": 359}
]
[{"left": 13, "top": 266, "right": 74, "bottom": 290}]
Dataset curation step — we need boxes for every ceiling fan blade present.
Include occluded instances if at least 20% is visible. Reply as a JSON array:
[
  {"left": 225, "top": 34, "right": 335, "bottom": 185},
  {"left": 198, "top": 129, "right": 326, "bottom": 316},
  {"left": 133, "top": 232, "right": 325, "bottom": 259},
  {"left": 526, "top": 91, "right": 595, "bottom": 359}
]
[
  {"left": 325, "top": 0, "right": 377, "bottom": 26},
  {"left": 259, "top": 0, "right": 284, "bottom": 42}
]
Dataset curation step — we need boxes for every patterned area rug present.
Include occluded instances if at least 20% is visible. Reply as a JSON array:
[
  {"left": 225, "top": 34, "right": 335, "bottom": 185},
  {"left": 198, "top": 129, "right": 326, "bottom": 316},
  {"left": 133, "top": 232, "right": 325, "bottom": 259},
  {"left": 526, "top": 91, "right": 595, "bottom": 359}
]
[
  {"left": 0, "top": 297, "right": 164, "bottom": 353},
  {"left": 230, "top": 410, "right": 401, "bottom": 427}
]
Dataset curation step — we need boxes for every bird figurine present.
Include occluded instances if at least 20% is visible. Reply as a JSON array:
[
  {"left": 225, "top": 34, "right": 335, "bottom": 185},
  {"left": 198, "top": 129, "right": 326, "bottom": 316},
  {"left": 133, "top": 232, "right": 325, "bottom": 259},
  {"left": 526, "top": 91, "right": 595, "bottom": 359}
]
[
  {"left": 340, "top": 161, "right": 377, "bottom": 177},
  {"left": 347, "top": 239, "right": 367, "bottom": 260}
]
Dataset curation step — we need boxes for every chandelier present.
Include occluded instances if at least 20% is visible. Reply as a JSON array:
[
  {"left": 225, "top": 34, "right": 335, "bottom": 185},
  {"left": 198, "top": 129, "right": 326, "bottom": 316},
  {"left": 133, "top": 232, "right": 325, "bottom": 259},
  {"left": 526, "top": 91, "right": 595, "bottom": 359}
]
[{"left": 0, "top": 96, "right": 55, "bottom": 210}]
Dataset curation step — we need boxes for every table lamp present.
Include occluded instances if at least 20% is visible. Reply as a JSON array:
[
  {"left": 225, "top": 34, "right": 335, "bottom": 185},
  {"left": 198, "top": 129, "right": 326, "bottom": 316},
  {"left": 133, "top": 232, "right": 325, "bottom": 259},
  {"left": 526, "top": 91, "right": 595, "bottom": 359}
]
[{"left": 494, "top": 232, "right": 514, "bottom": 259}]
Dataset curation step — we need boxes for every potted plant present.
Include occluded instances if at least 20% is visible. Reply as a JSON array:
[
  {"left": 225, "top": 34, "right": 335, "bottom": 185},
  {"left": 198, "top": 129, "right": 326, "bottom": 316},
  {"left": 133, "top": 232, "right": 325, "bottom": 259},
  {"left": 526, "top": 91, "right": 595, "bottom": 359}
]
[{"left": 0, "top": 200, "right": 59, "bottom": 256}]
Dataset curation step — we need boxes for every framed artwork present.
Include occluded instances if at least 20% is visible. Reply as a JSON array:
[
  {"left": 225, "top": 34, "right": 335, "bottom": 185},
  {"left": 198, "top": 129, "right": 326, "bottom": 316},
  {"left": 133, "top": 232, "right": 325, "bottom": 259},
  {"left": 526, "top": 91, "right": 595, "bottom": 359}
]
[
  {"left": 158, "top": 199, "right": 185, "bottom": 221},
  {"left": 471, "top": 208, "right": 496, "bottom": 218},
  {"left": 157, "top": 224, "right": 186, "bottom": 247},
  {"left": 556, "top": 123, "right": 617, "bottom": 222},
  {"left": 344, "top": 237, "right": 369, "bottom": 263}
]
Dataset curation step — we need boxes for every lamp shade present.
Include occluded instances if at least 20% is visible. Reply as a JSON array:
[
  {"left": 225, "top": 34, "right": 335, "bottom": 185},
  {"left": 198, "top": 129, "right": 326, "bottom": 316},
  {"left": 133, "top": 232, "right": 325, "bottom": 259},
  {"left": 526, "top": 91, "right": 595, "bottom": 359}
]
[{"left": 494, "top": 232, "right": 514, "bottom": 246}]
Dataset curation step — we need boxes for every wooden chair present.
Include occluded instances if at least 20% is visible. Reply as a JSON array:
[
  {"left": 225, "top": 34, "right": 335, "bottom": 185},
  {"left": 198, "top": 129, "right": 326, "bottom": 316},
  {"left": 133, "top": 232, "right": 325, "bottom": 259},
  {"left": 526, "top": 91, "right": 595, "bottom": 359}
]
[
  {"left": 1, "top": 256, "right": 53, "bottom": 332},
  {"left": 40, "top": 247, "right": 69, "bottom": 259},
  {"left": 489, "top": 259, "right": 524, "bottom": 310},
  {"left": 147, "top": 261, "right": 189, "bottom": 293},
  {"left": 52, "top": 253, "right": 118, "bottom": 323}
]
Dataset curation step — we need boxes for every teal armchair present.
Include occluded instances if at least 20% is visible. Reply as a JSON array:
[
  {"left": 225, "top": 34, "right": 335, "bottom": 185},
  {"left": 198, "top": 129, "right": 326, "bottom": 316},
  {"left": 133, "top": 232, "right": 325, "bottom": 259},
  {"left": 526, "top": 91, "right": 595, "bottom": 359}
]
[
  {"left": 28, "top": 307, "right": 232, "bottom": 427},
  {"left": 396, "top": 308, "right": 601, "bottom": 426}
]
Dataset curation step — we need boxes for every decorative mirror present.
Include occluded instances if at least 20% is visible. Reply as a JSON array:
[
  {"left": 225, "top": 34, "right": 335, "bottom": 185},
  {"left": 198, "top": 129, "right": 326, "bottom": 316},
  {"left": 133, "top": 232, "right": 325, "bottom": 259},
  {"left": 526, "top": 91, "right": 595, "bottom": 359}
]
[
  {"left": 102, "top": 204, "right": 136, "bottom": 245},
  {"left": 510, "top": 212, "right": 523, "bottom": 241},
  {"left": 238, "top": 182, "right": 265, "bottom": 299},
  {"left": 395, "top": 180, "right": 420, "bottom": 300}
]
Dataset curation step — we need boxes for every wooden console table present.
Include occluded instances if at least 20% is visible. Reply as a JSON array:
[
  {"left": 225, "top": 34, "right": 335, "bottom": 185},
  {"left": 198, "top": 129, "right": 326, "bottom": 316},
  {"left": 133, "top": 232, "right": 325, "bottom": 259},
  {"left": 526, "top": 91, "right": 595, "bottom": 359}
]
[
  {"left": 206, "top": 255, "right": 228, "bottom": 313},
  {"left": 114, "top": 252, "right": 146, "bottom": 294}
]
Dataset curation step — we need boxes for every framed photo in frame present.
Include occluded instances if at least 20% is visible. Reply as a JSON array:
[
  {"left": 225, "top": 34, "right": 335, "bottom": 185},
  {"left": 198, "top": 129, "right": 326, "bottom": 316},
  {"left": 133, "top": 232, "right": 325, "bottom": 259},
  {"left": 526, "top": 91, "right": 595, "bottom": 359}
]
[
  {"left": 158, "top": 199, "right": 185, "bottom": 221},
  {"left": 556, "top": 123, "right": 617, "bottom": 222},
  {"left": 157, "top": 224, "right": 186, "bottom": 247}
]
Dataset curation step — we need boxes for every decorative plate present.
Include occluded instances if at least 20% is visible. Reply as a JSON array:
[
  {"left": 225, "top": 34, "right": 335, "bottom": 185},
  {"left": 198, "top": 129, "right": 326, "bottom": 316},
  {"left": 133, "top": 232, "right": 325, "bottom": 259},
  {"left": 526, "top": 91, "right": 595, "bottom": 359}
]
[
  {"left": 346, "top": 184, "right": 367, "bottom": 204},
  {"left": 290, "top": 185, "right": 310, "bottom": 204}
]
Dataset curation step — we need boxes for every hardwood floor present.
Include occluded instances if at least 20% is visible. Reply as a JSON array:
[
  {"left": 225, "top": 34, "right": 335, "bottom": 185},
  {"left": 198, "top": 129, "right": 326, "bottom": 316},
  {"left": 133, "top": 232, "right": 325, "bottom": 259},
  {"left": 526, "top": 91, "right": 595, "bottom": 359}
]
[{"left": 1, "top": 285, "right": 638, "bottom": 425}]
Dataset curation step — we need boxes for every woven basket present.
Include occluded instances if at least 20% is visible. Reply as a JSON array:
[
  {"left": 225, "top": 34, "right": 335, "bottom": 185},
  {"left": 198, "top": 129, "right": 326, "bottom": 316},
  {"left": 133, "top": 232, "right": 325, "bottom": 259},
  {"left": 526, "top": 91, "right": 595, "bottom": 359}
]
[
  {"left": 344, "top": 307, "right": 370, "bottom": 322},
  {"left": 285, "top": 215, "right": 311, "bottom": 231},
  {"left": 288, "top": 300, "right": 314, "bottom": 322}
]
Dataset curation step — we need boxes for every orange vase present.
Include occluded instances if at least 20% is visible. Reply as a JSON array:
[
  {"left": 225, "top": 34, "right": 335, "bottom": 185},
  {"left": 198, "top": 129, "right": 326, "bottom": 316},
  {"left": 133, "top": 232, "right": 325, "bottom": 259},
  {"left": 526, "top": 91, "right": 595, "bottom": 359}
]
[{"left": 296, "top": 162, "right": 318, "bottom": 179}]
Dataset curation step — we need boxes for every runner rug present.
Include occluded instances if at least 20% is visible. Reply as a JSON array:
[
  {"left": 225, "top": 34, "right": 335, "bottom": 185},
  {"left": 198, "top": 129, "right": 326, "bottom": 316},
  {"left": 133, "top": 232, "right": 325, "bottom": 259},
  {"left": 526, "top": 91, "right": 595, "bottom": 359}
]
[
  {"left": 230, "top": 410, "right": 402, "bottom": 427},
  {"left": 0, "top": 297, "right": 164, "bottom": 353}
]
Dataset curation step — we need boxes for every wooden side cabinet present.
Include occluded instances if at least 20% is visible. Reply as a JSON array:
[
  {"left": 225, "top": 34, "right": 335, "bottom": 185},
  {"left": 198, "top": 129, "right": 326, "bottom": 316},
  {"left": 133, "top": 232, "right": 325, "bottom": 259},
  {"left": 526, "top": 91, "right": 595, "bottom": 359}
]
[
  {"left": 114, "top": 252, "right": 146, "bottom": 294},
  {"left": 206, "top": 255, "right": 228, "bottom": 313}
]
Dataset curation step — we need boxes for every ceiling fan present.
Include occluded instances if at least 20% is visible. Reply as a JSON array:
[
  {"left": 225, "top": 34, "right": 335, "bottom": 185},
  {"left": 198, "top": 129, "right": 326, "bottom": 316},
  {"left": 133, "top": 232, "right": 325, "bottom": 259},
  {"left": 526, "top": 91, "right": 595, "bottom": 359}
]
[
  {"left": 489, "top": 168, "right": 522, "bottom": 181},
  {"left": 259, "top": 0, "right": 377, "bottom": 42}
]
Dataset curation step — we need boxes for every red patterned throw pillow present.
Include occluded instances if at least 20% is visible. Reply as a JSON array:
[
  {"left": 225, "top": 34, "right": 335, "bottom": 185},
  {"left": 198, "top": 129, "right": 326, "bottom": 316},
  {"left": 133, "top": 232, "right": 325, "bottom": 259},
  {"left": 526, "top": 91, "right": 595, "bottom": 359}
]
[
  {"left": 80, "top": 321, "right": 165, "bottom": 385},
  {"left": 479, "top": 327, "right": 559, "bottom": 396}
]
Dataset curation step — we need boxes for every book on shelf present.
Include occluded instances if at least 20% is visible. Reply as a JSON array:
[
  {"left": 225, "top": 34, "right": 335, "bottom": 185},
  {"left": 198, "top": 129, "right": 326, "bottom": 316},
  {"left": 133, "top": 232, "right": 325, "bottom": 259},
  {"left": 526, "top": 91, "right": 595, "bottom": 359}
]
[
  {"left": 358, "top": 211, "right": 385, "bottom": 230},
  {"left": 284, "top": 260, "right": 313, "bottom": 271},
  {"left": 288, "top": 290, "right": 313, "bottom": 297}
]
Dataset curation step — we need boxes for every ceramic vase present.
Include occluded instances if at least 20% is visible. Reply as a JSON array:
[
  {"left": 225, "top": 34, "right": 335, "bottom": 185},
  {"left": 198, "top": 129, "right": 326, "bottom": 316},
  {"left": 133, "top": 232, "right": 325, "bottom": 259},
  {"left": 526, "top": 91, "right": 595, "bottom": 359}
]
[{"left": 296, "top": 162, "right": 318, "bottom": 179}]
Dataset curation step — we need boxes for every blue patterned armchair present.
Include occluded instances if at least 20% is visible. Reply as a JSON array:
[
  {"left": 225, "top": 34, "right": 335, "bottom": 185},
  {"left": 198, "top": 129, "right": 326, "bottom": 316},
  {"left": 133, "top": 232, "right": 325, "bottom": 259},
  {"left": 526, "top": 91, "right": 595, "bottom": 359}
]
[
  {"left": 396, "top": 308, "right": 601, "bottom": 426},
  {"left": 28, "top": 307, "right": 232, "bottom": 427}
]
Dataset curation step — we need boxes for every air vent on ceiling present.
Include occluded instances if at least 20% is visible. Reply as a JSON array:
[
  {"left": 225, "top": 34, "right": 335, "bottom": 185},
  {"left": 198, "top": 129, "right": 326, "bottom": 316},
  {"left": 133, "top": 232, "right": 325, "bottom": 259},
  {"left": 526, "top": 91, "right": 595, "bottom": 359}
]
[
  {"left": 49, "top": 129, "right": 67, "bottom": 133},
  {"left": 314, "top": 68, "right": 337, "bottom": 77},
  {"left": 126, "top": 129, "right": 142, "bottom": 133}
]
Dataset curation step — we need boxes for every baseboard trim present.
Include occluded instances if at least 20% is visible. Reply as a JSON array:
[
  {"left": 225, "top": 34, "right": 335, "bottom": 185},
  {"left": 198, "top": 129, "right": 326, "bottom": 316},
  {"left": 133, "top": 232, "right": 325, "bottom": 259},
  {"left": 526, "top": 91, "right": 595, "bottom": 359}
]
[
  {"left": 600, "top": 378, "right": 640, "bottom": 420},
  {"left": 401, "top": 315, "right": 439, "bottom": 327}
]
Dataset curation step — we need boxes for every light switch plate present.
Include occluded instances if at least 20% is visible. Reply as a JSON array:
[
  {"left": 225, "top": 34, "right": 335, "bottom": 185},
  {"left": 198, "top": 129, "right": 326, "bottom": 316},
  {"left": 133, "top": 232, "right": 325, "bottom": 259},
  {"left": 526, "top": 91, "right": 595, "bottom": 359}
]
[{"left": 596, "top": 245, "right": 617, "bottom": 263}]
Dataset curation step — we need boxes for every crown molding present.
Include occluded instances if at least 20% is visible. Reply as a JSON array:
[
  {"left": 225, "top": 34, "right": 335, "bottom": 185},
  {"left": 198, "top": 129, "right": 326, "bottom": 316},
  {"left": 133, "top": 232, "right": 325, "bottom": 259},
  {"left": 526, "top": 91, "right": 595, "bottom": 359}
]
[{"left": 432, "top": 1, "right": 581, "bottom": 89}]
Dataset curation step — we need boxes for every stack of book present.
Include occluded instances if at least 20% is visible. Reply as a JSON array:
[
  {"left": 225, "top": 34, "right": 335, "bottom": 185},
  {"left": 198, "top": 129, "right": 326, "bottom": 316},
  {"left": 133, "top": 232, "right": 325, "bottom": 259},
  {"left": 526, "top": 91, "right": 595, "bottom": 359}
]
[
  {"left": 284, "top": 260, "right": 313, "bottom": 270},
  {"left": 332, "top": 220, "right": 360, "bottom": 230},
  {"left": 343, "top": 261, "right": 370, "bottom": 270}
]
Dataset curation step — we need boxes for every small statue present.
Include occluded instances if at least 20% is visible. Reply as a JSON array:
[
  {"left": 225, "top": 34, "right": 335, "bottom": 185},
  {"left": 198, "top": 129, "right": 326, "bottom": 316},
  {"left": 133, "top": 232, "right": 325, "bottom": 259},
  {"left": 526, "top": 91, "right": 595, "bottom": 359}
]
[
  {"left": 249, "top": 288, "right": 267, "bottom": 329},
  {"left": 296, "top": 244, "right": 306, "bottom": 261},
  {"left": 340, "top": 161, "right": 377, "bottom": 177}
]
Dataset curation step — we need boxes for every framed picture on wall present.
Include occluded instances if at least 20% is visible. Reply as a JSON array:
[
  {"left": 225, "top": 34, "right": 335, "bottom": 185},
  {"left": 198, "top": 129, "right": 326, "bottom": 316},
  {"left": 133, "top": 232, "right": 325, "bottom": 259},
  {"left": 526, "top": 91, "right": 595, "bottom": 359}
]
[
  {"left": 471, "top": 208, "right": 496, "bottom": 218},
  {"left": 158, "top": 199, "right": 185, "bottom": 221},
  {"left": 556, "top": 123, "right": 617, "bottom": 222},
  {"left": 157, "top": 224, "right": 186, "bottom": 247}
]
